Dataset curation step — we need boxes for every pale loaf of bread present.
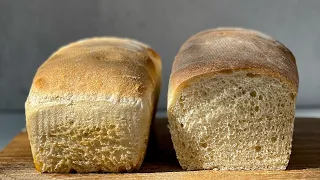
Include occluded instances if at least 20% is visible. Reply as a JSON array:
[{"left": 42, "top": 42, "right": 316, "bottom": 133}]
[
  {"left": 167, "top": 28, "right": 298, "bottom": 170},
  {"left": 25, "top": 37, "right": 161, "bottom": 173}
]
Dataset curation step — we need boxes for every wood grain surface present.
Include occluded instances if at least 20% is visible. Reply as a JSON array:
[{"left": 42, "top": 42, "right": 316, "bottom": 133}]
[{"left": 1, "top": 118, "right": 320, "bottom": 179}]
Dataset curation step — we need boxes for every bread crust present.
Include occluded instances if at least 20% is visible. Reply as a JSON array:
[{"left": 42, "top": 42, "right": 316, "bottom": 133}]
[
  {"left": 168, "top": 28, "right": 298, "bottom": 108},
  {"left": 25, "top": 37, "right": 161, "bottom": 172},
  {"left": 27, "top": 37, "right": 161, "bottom": 101}
]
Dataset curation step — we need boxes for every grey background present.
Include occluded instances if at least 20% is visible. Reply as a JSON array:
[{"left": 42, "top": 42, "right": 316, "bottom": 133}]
[{"left": 1, "top": 0, "right": 320, "bottom": 111}]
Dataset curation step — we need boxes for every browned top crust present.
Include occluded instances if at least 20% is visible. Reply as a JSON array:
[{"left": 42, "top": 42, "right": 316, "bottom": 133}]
[
  {"left": 28, "top": 37, "right": 161, "bottom": 100},
  {"left": 169, "top": 28, "right": 299, "bottom": 104}
]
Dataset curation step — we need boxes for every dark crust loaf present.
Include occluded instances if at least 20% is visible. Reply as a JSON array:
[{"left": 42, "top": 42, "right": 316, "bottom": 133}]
[{"left": 169, "top": 28, "right": 298, "bottom": 106}]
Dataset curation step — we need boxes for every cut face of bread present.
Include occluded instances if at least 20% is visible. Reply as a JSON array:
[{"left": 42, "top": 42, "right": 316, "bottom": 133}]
[
  {"left": 26, "top": 95, "right": 152, "bottom": 173},
  {"left": 168, "top": 71, "right": 296, "bottom": 170},
  {"left": 25, "top": 37, "right": 161, "bottom": 173}
]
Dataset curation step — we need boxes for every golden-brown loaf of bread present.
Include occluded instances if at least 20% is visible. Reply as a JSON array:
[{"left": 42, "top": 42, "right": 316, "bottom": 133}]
[
  {"left": 25, "top": 37, "right": 161, "bottom": 173},
  {"left": 168, "top": 28, "right": 298, "bottom": 170}
]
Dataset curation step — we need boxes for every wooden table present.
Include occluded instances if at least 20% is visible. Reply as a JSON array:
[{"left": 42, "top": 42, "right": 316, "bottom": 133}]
[{"left": 1, "top": 118, "right": 320, "bottom": 179}]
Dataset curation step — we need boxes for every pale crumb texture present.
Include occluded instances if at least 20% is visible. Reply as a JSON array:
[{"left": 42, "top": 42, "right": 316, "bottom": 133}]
[
  {"left": 26, "top": 96, "right": 152, "bottom": 173},
  {"left": 168, "top": 71, "right": 296, "bottom": 170}
]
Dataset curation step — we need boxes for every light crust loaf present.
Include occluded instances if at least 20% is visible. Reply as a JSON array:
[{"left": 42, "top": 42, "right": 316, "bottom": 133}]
[{"left": 25, "top": 37, "right": 161, "bottom": 173}]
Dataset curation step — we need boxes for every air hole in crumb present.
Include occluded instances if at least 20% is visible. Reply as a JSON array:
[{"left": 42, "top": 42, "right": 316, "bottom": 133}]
[
  {"left": 281, "top": 104, "right": 285, "bottom": 107},
  {"left": 271, "top": 137, "right": 277, "bottom": 142},
  {"left": 255, "top": 146, "right": 262, "bottom": 152},
  {"left": 239, "top": 87, "right": 242, "bottom": 89},
  {"left": 250, "top": 113, "right": 254, "bottom": 117},
  {"left": 282, "top": 135, "right": 285, "bottom": 140},
  {"left": 69, "top": 169, "right": 77, "bottom": 173},
  {"left": 180, "top": 123, "right": 184, "bottom": 128},
  {"left": 200, "top": 142, "right": 208, "bottom": 148},
  {"left": 251, "top": 101, "right": 255, "bottom": 106},
  {"left": 239, "top": 119, "right": 246, "bottom": 124},
  {"left": 259, "top": 95, "right": 263, "bottom": 100},
  {"left": 242, "top": 90, "right": 246, "bottom": 95},
  {"left": 289, "top": 93, "right": 295, "bottom": 100},
  {"left": 255, "top": 106, "right": 259, "bottom": 112},
  {"left": 182, "top": 142, "right": 185, "bottom": 148},
  {"left": 250, "top": 91, "right": 257, "bottom": 97},
  {"left": 109, "top": 125, "right": 116, "bottom": 129},
  {"left": 245, "top": 100, "right": 248, "bottom": 104}
]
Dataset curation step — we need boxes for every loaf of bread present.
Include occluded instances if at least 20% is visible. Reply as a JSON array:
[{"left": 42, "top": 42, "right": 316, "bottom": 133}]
[
  {"left": 25, "top": 37, "right": 161, "bottom": 173},
  {"left": 167, "top": 28, "right": 298, "bottom": 170}
]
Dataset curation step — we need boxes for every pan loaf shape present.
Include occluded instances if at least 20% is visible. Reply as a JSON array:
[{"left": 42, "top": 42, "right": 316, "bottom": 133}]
[
  {"left": 167, "top": 28, "right": 298, "bottom": 170},
  {"left": 25, "top": 37, "right": 161, "bottom": 173}
]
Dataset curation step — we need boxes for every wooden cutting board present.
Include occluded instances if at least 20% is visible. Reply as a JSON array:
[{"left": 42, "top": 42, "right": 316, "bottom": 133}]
[{"left": 1, "top": 118, "right": 320, "bottom": 180}]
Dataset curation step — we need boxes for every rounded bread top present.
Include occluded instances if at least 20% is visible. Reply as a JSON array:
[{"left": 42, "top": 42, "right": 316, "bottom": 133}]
[
  {"left": 29, "top": 37, "right": 161, "bottom": 99},
  {"left": 170, "top": 28, "right": 299, "bottom": 100}
]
